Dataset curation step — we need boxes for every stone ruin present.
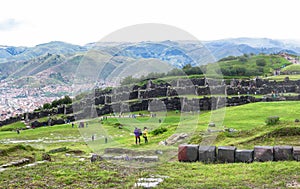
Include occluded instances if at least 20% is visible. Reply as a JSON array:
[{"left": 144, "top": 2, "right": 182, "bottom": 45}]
[
  {"left": 79, "top": 77, "right": 300, "bottom": 118},
  {"left": 2, "top": 77, "right": 300, "bottom": 127},
  {"left": 178, "top": 145, "right": 300, "bottom": 163}
]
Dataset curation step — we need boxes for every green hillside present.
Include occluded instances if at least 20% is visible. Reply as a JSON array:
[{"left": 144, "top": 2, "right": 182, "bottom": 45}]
[
  {"left": 203, "top": 54, "right": 291, "bottom": 77},
  {"left": 282, "top": 64, "right": 300, "bottom": 73}
]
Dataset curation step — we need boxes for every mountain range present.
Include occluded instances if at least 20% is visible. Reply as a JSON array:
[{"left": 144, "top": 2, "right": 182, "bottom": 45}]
[{"left": 1, "top": 38, "right": 300, "bottom": 88}]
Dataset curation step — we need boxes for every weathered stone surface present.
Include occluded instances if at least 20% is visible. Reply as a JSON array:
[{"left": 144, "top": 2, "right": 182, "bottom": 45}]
[
  {"left": 254, "top": 146, "right": 274, "bottom": 162},
  {"left": 217, "top": 146, "right": 236, "bottom": 163},
  {"left": 101, "top": 154, "right": 114, "bottom": 160},
  {"left": 178, "top": 144, "right": 199, "bottom": 162},
  {"left": 293, "top": 146, "right": 300, "bottom": 161},
  {"left": 0, "top": 158, "right": 31, "bottom": 168},
  {"left": 274, "top": 146, "right": 293, "bottom": 161},
  {"left": 235, "top": 150, "right": 253, "bottom": 163},
  {"left": 208, "top": 123, "right": 215, "bottom": 127},
  {"left": 91, "top": 154, "right": 103, "bottom": 162},
  {"left": 101, "top": 155, "right": 159, "bottom": 162},
  {"left": 48, "top": 147, "right": 67, "bottom": 154},
  {"left": 198, "top": 146, "right": 216, "bottom": 163},
  {"left": 160, "top": 133, "right": 188, "bottom": 146},
  {"left": 42, "top": 153, "right": 51, "bottom": 161}
]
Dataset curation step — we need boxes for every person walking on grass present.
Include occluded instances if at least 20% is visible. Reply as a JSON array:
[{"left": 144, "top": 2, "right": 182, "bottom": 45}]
[
  {"left": 142, "top": 127, "right": 148, "bottom": 144},
  {"left": 134, "top": 127, "right": 141, "bottom": 145}
]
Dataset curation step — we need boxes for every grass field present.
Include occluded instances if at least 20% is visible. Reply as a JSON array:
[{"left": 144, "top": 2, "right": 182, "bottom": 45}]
[
  {"left": 282, "top": 64, "right": 300, "bottom": 73},
  {"left": 266, "top": 74, "right": 300, "bottom": 81},
  {"left": 0, "top": 101, "right": 299, "bottom": 188}
]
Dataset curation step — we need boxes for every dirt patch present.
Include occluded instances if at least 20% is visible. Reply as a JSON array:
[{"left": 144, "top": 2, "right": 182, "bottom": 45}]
[{"left": 286, "top": 180, "right": 300, "bottom": 188}]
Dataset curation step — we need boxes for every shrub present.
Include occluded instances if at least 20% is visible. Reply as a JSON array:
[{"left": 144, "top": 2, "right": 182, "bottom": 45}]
[
  {"left": 256, "top": 59, "right": 267, "bottom": 66},
  {"left": 265, "top": 116, "right": 280, "bottom": 125},
  {"left": 151, "top": 127, "right": 168, "bottom": 135},
  {"left": 238, "top": 57, "right": 248, "bottom": 62}
]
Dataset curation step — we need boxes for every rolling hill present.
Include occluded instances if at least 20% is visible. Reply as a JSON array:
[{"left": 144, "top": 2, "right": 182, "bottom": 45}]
[{"left": 1, "top": 38, "right": 300, "bottom": 88}]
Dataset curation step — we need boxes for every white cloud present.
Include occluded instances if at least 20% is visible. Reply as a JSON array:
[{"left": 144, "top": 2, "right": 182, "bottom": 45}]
[
  {"left": 0, "top": 18, "right": 21, "bottom": 31},
  {"left": 0, "top": 0, "right": 300, "bottom": 46}
]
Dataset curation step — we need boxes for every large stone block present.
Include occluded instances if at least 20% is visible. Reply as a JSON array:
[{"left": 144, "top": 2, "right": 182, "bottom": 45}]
[
  {"left": 178, "top": 145, "right": 199, "bottom": 162},
  {"left": 254, "top": 146, "right": 274, "bottom": 162},
  {"left": 235, "top": 150, "right": 254, "bottom": 163},
  {"left": 198, "top": 146, "right": 216, "bottom": 163},
  {"left": 217, "top": 146, "right": 236, "bottom": 163},
  {"left": 293, "top": 146, "right": 300, "bottom": 161},
  {"left": 274, "top": 146, "right": 293, "bottom": 161}
]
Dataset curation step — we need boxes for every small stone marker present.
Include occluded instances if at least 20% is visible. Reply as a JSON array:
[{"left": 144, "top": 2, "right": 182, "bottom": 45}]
[
  {"left": 217, "top": 146, "right": 236, "bottom": 163},
  {"left": 254, "top": 146, "right": 274, "bottom": 162},
  {"left": 178, "top": 144, "right": 199, "bottom": 162},
  {"left": 91, "top": 154, "right": 103, "bottom": 162},
  {"left": 198, "top": 146, "right": 216, "bottom": 163},
  {"left": 208, "top": 122, "right": 215, "bottom": 127},
  {"left": 274, "top": 146, "right": 293, "bottom": 161},
  {"left": 235, "top": 150, "right": 254, "bottom": 163},
  {"left": 293, "top": 146, "right": 300, "bottom": 161}
]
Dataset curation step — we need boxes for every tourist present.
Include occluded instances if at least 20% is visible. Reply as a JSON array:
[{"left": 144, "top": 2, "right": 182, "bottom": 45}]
[
  {"left": 16, "top": 129, "right": 20, "bottom": 134},
  {"left": 142, "top": 127, "right": 148, "bottom": 144},
  {"left": 134, "top": 127, "right": 141, "bottom": 145},
  {"left": 92, "top": 135, "right": 94, "bottom": 141}
]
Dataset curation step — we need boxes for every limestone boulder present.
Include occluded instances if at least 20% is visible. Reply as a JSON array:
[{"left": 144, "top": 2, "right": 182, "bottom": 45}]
[
  {"left": 178, "top": 144, "right": 199, "bottom": 162},
  {"left": 254, "top": 146, "right": 274, "bottom": 162},
  {"left": 235, "top": 150, "right": 253, "bottom": 163},
  {"left": 198, "top": 146, "right": 216, "bottom": 163},
  {"left": 274, "top": 146, "right": 293, "bottom": 161},
  {"left": 217, "top": 146, "right": 236, "bottom": 163},
  {"left": 293, "top": 146, "right": 300, "bottom": 161}
]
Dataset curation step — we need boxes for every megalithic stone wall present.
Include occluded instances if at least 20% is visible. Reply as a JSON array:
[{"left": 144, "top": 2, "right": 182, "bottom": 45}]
[{"left": 178, "top": 145, "right": 300, "bottom": 163}]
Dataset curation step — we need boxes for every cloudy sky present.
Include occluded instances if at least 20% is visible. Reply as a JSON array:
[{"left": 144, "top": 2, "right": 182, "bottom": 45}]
[{"left": 1, "top": 0, "right": 299, "bottom": 46}]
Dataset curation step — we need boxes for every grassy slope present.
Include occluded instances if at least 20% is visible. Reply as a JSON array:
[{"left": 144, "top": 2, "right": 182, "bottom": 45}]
[
  {"left": 205, "top": 54, "right": 291, "bottom": 77},
  {"left": 1, "top": 101, "right": 300, "bottom": 150},
  {"left": 267, "top": 74, "right": 300, "bottom": 81},
  {"left": 0, "top": 101, "right": 300, "bottom": 188},
  {"left": 282, "top": 64, "right": 300, "bottom": 72}
]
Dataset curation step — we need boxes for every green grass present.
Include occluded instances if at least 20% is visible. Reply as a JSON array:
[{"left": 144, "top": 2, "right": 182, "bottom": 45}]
[
  {"left": 267, "top": 74, "right": 300, "bottom": 81},
  {"left": 282, "top": 64, "right": 300, "bottom": 73},
  {"left": 0, "top": 157, "right": 298, "bottom": 188},
  {"left": 0, "top": 101, "right": 300, "bottom": 188},
  {"left": 205, "top": 54, "right": 291, "bottom": 77},
  {"left": 154, "top": 161, "right": 300, "bottom": 188},
  {"left": 1, "top": 101, "right": 300, "bottom": 150},
  {"left": 0, "top": 121, "right": 26, "bottom": 132}
]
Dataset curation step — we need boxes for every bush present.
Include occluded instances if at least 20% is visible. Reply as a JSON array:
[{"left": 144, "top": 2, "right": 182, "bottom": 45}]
[
  {"left": 265, "top": 116, "right": 280, "bottom": 125},
  {"left": 151, "top": 127, "right": 168, "bottom": 135},
  {"left": 238, "top": 57, "right": 248, "bottom": 62},
  {"left": 256, "top": 59, "right": 267, "bottom": 66}
]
